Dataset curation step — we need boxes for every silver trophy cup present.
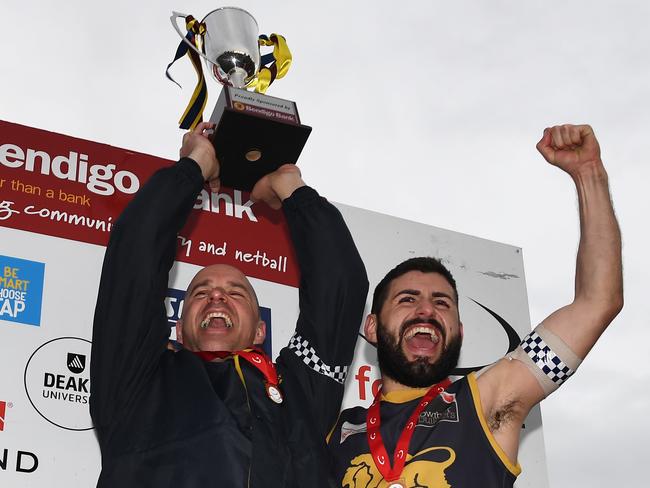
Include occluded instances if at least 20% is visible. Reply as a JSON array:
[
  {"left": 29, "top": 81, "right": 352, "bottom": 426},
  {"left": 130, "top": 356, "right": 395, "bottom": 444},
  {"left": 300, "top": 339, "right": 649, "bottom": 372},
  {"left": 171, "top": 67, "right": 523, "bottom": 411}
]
[
  {"left": 171, "top": 7, "right": 260, "bottom": 89},
  {"left": 170, "top": 7, "right": 311, "bottom": 192}
]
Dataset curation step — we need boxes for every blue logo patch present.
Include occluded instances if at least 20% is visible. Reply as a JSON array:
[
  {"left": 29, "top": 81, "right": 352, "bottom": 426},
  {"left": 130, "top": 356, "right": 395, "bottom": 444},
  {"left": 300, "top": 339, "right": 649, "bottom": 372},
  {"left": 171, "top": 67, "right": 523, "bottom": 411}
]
[
  {"left": 0, "top": 255, "right": 45, "bottom": 327},
  {"left": 165, "top": 287, "right": 273, "bottom": 357}
]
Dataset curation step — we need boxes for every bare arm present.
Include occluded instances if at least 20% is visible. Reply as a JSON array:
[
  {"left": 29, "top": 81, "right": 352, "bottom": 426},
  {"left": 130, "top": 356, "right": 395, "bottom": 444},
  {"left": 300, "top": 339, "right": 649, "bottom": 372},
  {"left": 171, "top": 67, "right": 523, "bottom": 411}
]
[
  {"left": 534, "top": 124, "right": 623, "bottom": 357},
  {"left": 477, "top": 124, "right": 623, "bottom": 460}
]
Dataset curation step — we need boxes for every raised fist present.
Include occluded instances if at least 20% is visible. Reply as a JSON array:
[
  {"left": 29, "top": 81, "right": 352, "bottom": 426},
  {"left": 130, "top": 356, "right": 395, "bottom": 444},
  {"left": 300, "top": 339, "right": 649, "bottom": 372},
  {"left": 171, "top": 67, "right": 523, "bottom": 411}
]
[{"left": 536, "top": 124, "right": 602, "bottom": 176}]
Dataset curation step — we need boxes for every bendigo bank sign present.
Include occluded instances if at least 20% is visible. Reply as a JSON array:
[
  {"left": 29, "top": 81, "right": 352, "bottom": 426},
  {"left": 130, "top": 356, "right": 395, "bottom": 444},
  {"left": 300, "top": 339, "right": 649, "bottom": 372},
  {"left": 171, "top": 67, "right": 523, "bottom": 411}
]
[{"left": 0, "top": 120, "right": 300, "bottom": 287}]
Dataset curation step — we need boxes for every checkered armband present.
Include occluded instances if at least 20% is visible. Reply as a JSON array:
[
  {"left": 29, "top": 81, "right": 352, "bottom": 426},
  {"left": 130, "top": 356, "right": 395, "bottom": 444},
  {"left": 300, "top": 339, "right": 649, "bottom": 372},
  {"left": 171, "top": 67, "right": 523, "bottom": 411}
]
[
  {"left": 288, "top": 333, "right": 348, "bottom": 384},
  {"left": 506, "top": 324, "right": 582, "bottom": 397}
]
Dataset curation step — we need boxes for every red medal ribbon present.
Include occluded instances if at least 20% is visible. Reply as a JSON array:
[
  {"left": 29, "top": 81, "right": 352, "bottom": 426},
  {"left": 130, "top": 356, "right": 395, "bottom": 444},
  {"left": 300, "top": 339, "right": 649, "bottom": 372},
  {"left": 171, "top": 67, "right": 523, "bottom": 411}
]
[
  {"left": 193, "top": 350, "right": 231, "bottom": 362},
  {"left": 237, "top": 349, "right": 280, "bottom": 387},
  {"left": 193, "top": 348, "right": 280, "bottom": 388},
  {"left": 366, "top": 378, "right": 452, "bottom": 482}
]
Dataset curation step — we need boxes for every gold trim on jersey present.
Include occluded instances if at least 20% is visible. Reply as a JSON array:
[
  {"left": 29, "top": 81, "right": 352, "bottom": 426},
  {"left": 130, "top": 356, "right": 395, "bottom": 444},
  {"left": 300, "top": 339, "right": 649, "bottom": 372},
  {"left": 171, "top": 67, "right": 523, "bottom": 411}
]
[
  {"left": 467, "top": 372, "right": 522, "bottom": 476},
  {"left": 381, "top": 387, "right": 430, "bottom": 404},
  {"left": 326, "top": 411, "right": 342, "bottom": 444}
]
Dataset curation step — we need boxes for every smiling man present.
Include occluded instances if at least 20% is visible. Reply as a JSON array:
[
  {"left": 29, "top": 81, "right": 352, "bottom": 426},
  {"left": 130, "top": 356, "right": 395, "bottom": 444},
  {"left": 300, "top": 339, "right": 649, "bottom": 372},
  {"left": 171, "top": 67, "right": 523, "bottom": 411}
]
[
  {"left": 327, "top": 124, "right": 623, "bottom": 488},
  {"left": 176, "top": 264, "right": 266, "bottom": 353},
  {"left": 90, "top": 122, "right": 368, "bottom": 488},
  {"left": 370, "top": 260, "right": 462, "bottom": 394}
]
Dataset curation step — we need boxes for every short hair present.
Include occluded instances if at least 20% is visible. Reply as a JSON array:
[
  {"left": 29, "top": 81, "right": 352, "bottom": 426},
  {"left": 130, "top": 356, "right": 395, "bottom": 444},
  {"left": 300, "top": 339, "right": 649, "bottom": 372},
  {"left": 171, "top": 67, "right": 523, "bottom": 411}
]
[{"left": 371, "top": 257, "right": 458, "bottom": 315}]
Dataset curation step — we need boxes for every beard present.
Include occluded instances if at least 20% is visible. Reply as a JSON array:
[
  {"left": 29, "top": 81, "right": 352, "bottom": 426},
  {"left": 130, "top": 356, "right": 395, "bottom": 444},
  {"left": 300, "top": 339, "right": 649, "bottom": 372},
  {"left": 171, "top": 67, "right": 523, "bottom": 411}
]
[{"left": 376, "top": 317, "right": 462, "bottom": 388}]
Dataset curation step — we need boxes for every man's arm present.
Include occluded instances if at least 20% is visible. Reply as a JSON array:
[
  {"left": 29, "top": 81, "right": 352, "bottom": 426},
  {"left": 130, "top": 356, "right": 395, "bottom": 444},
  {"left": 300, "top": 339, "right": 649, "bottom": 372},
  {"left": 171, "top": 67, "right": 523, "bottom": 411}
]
[
  {"left": 253, "top": 166, "right": 369, "bottom": 434},
  {"left": 478, "top": 124, "right": 623, "bottom": 457},
  {"left": 90, "top": 123, "right": 218, "bottom": 431},
  {"left": 533, "top": 125, "right": 623, "bottom": 357}
]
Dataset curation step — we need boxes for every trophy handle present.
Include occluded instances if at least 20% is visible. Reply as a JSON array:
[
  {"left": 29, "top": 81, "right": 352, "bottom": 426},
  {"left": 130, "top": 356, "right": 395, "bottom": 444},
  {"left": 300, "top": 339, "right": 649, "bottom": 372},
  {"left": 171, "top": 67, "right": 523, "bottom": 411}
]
[{"left": 170, "top": 12, "right": 213, "bottom": 67}]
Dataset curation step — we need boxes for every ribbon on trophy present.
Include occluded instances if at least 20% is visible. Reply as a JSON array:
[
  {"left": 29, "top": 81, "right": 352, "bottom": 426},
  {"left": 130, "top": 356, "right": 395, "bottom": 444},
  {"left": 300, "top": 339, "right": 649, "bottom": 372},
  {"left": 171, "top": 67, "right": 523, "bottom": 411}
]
[
  {"left": 247, "top": 34, "right": 292, "bottom": 94},
  {"left": 166, "top": 13, "right": 293, "bottom": 130},
  {"left": 166, "top": 15, "right": 208, "bottom": 130}
]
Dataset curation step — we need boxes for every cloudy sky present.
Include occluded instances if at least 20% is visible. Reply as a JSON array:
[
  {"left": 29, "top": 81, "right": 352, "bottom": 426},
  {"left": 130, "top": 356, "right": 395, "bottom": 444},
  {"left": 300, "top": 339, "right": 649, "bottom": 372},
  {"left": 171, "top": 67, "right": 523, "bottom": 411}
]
[{"left": 2, "top": 1, "right": 649, "bottom": 486}]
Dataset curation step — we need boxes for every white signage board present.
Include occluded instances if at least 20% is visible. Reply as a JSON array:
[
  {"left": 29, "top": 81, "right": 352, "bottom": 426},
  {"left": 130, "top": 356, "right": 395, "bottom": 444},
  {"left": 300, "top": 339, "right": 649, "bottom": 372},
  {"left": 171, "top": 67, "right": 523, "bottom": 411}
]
[{"left": 0, "top": 121, "right": 547, "bottom": 487}]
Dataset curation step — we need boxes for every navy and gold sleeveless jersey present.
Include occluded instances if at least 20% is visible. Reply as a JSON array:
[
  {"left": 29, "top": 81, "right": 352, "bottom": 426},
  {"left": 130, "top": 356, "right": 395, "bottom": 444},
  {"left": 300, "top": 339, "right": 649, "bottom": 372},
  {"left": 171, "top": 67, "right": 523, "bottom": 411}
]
[{"left": 327, "top": 373, "right": 521, "bottom": 487}]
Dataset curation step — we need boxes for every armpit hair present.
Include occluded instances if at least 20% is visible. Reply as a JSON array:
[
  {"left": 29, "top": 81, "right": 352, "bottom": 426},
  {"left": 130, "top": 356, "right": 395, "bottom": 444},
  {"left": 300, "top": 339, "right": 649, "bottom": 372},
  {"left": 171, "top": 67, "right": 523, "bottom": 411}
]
[{"left": 488, "top": 399, "right": 522, "bottom": 432}]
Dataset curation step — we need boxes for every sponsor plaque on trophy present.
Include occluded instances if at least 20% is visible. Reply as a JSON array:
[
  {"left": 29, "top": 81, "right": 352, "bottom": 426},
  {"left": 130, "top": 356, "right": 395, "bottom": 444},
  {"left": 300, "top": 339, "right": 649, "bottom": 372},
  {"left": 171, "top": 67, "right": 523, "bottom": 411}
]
[{"left": 169, "top": 7, "right": 311, "bottom": 192}]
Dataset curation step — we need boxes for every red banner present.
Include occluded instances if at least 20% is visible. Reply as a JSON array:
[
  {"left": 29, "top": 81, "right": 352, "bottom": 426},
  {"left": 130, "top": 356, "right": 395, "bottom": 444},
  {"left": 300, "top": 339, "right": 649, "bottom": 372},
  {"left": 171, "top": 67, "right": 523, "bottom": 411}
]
[{"left": 0, "top": 120, "right": 299, "bottom": 287}]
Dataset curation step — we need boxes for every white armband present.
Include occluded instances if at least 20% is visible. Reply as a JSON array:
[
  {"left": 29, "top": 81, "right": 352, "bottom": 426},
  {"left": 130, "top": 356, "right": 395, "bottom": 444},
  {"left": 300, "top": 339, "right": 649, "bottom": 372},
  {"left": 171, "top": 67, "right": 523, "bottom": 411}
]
[{"left": 506, "top": 324, "right": 582, "bottom": 397}]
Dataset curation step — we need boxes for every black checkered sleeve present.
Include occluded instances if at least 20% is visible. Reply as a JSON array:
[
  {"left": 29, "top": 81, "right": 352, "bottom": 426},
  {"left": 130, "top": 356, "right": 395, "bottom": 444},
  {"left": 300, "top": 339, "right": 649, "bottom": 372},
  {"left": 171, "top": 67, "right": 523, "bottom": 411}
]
[
  {"left": 521, "top": 331, "right": 575, "bottom": 385},
  {"left": 288, "top": 333, "right": 348, "bottom": 384}
]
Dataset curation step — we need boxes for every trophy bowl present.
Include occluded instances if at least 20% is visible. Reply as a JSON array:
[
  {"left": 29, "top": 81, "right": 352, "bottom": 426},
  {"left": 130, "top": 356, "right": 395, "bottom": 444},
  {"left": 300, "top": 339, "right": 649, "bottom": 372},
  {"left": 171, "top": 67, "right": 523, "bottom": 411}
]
[{"left": 172, "top": 7, "right": 260, "bottom": 88}]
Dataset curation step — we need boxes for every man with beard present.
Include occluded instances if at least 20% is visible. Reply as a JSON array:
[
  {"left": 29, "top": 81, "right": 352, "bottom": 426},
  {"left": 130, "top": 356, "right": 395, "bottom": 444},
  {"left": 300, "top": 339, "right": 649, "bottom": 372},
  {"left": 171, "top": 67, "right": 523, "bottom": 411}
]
[{"left": 327, "top": 124, "right": 623, "bottom": 488}]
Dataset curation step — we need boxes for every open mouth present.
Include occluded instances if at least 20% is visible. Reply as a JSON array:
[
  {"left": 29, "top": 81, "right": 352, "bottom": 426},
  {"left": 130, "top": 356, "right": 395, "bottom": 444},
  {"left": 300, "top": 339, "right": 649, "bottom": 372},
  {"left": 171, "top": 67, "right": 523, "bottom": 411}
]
[
  {"left": 200, "top": 311, "right": 233, "bottom": 329},
  {"left": 403, "top": 325, "right": 441, "bottom": 353}
]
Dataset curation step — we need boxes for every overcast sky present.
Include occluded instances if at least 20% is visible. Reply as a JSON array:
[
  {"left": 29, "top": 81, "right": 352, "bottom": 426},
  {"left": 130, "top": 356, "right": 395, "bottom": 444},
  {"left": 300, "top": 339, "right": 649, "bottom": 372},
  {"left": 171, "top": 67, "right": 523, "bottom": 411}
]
[{"left": 2, "top": 1, "right": 649, "bottom": 486}]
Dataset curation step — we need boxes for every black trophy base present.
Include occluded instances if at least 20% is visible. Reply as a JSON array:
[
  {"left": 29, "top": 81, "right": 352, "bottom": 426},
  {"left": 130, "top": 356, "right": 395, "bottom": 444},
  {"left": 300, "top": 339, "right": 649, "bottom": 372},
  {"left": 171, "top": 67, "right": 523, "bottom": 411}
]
[{"left": 208, "top": 86, "right": 312, "bottom": 192}]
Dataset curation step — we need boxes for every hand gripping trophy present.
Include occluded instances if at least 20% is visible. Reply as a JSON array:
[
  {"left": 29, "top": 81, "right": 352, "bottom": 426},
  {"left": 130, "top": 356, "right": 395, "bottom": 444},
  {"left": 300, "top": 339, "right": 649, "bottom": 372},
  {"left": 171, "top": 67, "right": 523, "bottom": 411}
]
[{"left": 168, "top": 7, "right": 311, "bottom": 191}]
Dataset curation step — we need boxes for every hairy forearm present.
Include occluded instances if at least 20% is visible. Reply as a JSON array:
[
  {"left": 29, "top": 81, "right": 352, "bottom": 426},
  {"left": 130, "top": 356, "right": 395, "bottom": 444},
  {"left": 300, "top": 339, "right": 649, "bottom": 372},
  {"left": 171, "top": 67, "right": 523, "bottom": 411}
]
[{"left": 572, "top": 161, "right": 623, "bottom": 317}]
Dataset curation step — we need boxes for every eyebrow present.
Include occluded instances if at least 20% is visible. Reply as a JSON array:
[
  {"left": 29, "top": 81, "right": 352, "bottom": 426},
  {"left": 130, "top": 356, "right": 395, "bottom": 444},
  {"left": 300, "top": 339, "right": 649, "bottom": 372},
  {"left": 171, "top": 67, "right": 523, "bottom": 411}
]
[
  {"left": 226, "top": 282, "right": 251, "bottom": 295},
  {"left": 393, "top": 289, "right": 455, "bottom": 302},
  {"left": 188, "top": 280, "right": 209, "bottom": 295}
]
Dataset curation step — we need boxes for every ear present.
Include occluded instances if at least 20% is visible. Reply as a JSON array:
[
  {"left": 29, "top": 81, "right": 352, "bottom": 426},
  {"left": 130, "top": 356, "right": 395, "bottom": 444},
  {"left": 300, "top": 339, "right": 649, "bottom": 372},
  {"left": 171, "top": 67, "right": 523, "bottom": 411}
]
[
  {"left": 253, "top": 320, "right": 267, "bottom": 345},
  {"left": 364, "top": 314, "right": 378, "bottom": 344},
  {"left": 459, "top": 321, "right": 464, "bottom": 339},
  {"left": 175, "top": 320, "right": 184, "bottom": 344}
]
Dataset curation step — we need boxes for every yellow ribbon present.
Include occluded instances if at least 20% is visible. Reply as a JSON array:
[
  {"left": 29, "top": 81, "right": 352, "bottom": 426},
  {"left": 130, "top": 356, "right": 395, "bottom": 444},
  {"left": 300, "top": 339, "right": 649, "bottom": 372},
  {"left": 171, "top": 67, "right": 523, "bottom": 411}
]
[
  {"left": 171, "top": 25, "right": 292, "bottom": 128},
  {"left": 177, "top": 16, "right": 208, "bottom": 130},
  {"left": 248, "top": 34, "right": 292, "bottom": 94}
]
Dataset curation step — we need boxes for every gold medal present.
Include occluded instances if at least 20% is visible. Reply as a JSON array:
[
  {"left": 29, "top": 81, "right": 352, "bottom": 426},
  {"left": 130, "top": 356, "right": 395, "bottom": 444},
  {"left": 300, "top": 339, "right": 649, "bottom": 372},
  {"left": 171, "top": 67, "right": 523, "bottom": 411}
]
[
  {"left": 265, "top": 382, "right": 283, "bottom": 404},
  {"left": 387, "top": 480, "right": 406, "bottom": 488},
  {"left": 236, "top": 349, "right": 283, "bottom": 404}
]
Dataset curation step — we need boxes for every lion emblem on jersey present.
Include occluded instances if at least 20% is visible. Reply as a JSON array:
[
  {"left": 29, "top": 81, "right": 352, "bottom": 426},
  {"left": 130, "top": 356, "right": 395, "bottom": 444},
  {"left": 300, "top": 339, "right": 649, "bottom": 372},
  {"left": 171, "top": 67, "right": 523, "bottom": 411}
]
[{"left": 342, "top": 446, "right": 456, "bottom": 488}]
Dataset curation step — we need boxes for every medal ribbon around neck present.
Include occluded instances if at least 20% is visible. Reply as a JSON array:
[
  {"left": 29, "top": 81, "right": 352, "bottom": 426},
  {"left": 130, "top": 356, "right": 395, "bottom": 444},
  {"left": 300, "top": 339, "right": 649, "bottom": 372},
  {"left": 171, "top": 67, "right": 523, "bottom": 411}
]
[
  {"left": 193, "top": 348, "right": 282, "bottom": 403},
  {"left": 366, "top": 378, "right": 452, "bottom": 483}
]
